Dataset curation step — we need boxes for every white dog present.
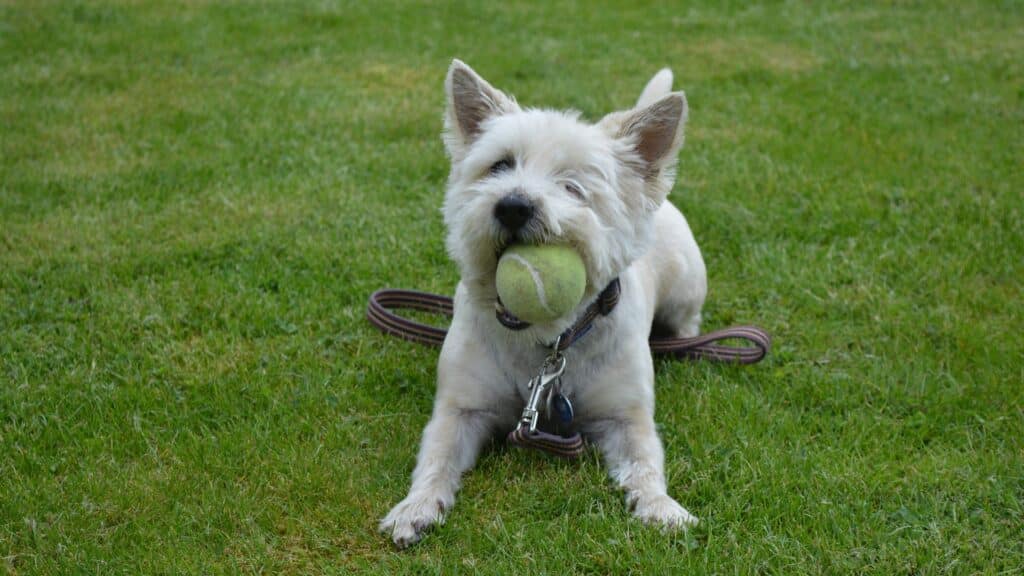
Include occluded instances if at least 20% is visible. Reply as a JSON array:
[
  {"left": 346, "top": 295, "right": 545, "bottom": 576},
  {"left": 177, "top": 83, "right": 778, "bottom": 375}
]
[{"left": 380, "top": 60, "right": 707, "bottom": 548}]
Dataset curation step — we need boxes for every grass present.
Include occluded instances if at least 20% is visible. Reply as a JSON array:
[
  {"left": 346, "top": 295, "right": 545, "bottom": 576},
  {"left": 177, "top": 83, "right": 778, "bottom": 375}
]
[{"left": 1, "top": 0, "right": 1022, "bottom": 573}]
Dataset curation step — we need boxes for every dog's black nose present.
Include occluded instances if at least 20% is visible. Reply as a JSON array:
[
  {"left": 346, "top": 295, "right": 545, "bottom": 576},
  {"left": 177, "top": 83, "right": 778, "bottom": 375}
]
[{"left": 494, "top": 195, "right": 534, "bottom": 231}]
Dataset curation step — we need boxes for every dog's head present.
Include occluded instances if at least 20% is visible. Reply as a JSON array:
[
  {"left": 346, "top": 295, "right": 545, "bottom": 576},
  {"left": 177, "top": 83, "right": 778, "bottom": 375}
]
[{"left": 441, "top": 60, "right": 688, "bottom": 319}]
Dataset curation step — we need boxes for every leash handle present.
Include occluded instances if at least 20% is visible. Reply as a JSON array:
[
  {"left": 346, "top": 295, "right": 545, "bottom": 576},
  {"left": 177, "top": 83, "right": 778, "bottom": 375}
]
[
  {"left": 650, "top": 325, "right": 771, "bottom": 364},
  {"left": 366, "top": 289, "right": 451, "bottom": 347},
  {"left": 367, "top": 289, "right": 771, "bottom": 364}
]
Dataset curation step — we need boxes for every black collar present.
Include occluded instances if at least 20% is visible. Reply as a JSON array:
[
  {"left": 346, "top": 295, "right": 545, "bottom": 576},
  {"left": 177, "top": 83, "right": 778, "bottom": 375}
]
[{"left": 495, "top": 278, "right": 621, "bottom": 351}]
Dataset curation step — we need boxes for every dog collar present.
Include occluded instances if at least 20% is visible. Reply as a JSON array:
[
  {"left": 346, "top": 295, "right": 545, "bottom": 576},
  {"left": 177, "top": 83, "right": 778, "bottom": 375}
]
[{"left": 495, "top": 278, "right": 621, "bottom": 351}]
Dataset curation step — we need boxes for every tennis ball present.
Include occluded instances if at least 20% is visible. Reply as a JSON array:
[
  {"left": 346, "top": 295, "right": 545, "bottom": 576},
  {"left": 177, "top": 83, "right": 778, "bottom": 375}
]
[{"left": 495, "top": 244, "right": 586, "bottom": 324}]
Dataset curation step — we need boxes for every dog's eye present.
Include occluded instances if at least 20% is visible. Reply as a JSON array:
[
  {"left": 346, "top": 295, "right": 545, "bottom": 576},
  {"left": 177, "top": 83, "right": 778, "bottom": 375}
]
[
  {"left": 564, "top": 182, "right": 584, "bottom": 200},
  {"left": 489, "top": 157, "right": 514, "bottom": 175}
]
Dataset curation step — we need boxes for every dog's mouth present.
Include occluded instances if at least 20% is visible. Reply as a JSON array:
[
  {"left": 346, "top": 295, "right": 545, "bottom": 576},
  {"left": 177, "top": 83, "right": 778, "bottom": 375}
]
[
  {"left": 492, "top": 224, "right": 550, "bottom": 259},
  {"left": 494, "top": 237, "right": 509, "bottom": 260},
  {"left": 492, "top": 230, "right": 519, "bottom": 261}
]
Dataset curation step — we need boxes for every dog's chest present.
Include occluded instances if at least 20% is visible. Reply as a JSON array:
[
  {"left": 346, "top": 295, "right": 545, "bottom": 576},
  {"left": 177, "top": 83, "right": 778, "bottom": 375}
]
[
  {"left": 482, "top": 299, "right": 632, "bottom": 422},
  {"left": 502, "top": 340, "right": 613, "bottom": 415}
]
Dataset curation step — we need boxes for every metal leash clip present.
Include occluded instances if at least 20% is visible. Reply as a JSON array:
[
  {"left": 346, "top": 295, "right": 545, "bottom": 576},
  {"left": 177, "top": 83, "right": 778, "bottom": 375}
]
[
  {"left": 507, "top": 337, "right": 585, "bottom": 458},
  {"left": 516, "top": 342, "right": 567, "bottom": 434}
]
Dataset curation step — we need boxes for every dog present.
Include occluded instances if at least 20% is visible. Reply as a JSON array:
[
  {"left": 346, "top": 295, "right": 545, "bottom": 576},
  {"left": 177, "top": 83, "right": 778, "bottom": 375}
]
[{"left": 380, "top": 60, "right": 707, "bottom": 548}]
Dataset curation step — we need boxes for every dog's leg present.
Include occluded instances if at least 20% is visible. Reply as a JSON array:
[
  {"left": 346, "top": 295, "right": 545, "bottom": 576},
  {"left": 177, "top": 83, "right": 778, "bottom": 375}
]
[
  {"left": 650, "top": 202, "right": 707, "bottom": 338},
  {"left": 588, "top": 407, "right": 698, "bottom": 529},
  {"left": 379, "top": 403, "right": 499, "bottom": 548}
]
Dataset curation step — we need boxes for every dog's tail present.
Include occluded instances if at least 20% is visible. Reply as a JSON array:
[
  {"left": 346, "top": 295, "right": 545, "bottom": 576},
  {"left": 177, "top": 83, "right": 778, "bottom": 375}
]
[{"left": 636, "top": 68, "right": 673, "bottom": 108}]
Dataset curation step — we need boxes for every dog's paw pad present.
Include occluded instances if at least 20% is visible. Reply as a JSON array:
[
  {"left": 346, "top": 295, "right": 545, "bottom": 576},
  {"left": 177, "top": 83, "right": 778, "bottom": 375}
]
[{"left": 631, "top": 494, "right": 699, "bottom": 530}]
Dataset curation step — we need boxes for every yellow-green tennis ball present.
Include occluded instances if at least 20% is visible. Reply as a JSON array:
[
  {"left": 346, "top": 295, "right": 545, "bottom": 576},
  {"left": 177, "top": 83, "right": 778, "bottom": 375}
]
[{"left": 495, "top": 244, "right": 586, "bottom": 324}]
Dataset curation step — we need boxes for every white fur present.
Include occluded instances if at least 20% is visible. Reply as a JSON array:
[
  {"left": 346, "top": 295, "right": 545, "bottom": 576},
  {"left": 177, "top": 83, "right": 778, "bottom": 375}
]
[
  {"left": 636, "top": 68, "right": 674, "bottom": 108},
  {"left": 380, "top": 60, "right": 707, "bottom": 548}
]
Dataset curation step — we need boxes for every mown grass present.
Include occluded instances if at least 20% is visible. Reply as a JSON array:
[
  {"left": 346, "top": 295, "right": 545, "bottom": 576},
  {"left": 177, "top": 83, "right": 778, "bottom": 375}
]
[{"left": 1, "top": 1, "right": 1022, "bottom": 574}]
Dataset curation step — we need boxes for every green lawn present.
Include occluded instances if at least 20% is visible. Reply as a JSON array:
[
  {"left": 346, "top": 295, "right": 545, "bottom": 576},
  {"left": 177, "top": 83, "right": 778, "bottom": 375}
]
[{"left": 2, "top": 1, "right": 1022, "bottom": 573}]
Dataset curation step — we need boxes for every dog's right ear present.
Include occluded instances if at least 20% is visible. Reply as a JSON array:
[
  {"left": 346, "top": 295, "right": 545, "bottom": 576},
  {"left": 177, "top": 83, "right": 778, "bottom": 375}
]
[
  {"left": 614, "top": 92, "right": 688, "bottom": 181},
  {"left": 444, "top": 60, "right": 518, "bottom": 159}
]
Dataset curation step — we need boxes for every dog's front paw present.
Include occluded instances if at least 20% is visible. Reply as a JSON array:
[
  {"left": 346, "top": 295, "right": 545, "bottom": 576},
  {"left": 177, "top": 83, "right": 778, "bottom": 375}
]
[
  {"left": 629, "top": 493, "right": 699, "bottom": 530},
  {"left": 379, "top": 494, "right": 448, "bottom": 548}
]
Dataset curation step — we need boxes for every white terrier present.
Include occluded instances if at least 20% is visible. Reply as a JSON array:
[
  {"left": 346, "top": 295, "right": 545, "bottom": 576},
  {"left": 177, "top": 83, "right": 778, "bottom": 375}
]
[{"left": 380, "top": 60, "right": 707, "bottom": 548}]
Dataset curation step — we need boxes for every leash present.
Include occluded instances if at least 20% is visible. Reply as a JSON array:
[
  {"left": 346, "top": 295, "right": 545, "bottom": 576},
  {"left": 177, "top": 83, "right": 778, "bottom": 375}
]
[
  {"left": 367, "top": 286, "right": 770, "bottom": 459},
  {"left": 366, "top": 288, "right": 771, "bottom": 363}
]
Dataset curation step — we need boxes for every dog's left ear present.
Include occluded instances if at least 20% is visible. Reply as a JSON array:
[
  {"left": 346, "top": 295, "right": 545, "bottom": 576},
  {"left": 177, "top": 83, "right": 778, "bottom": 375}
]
[
  {"left": 614, "top": 92, "right": 688, "bottom": 181},
  {"left": 444, "top": 60, "right": 519, "bottom": 159}
]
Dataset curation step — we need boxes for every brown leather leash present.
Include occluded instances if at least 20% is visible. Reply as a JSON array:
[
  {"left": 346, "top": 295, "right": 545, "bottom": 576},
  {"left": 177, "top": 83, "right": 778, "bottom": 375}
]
[
  {"left": 367, "top": 288, "right": 771, "bottom": 364},
  {"left": 367, "top": 287, "right": 770, "bottom": 459}
]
